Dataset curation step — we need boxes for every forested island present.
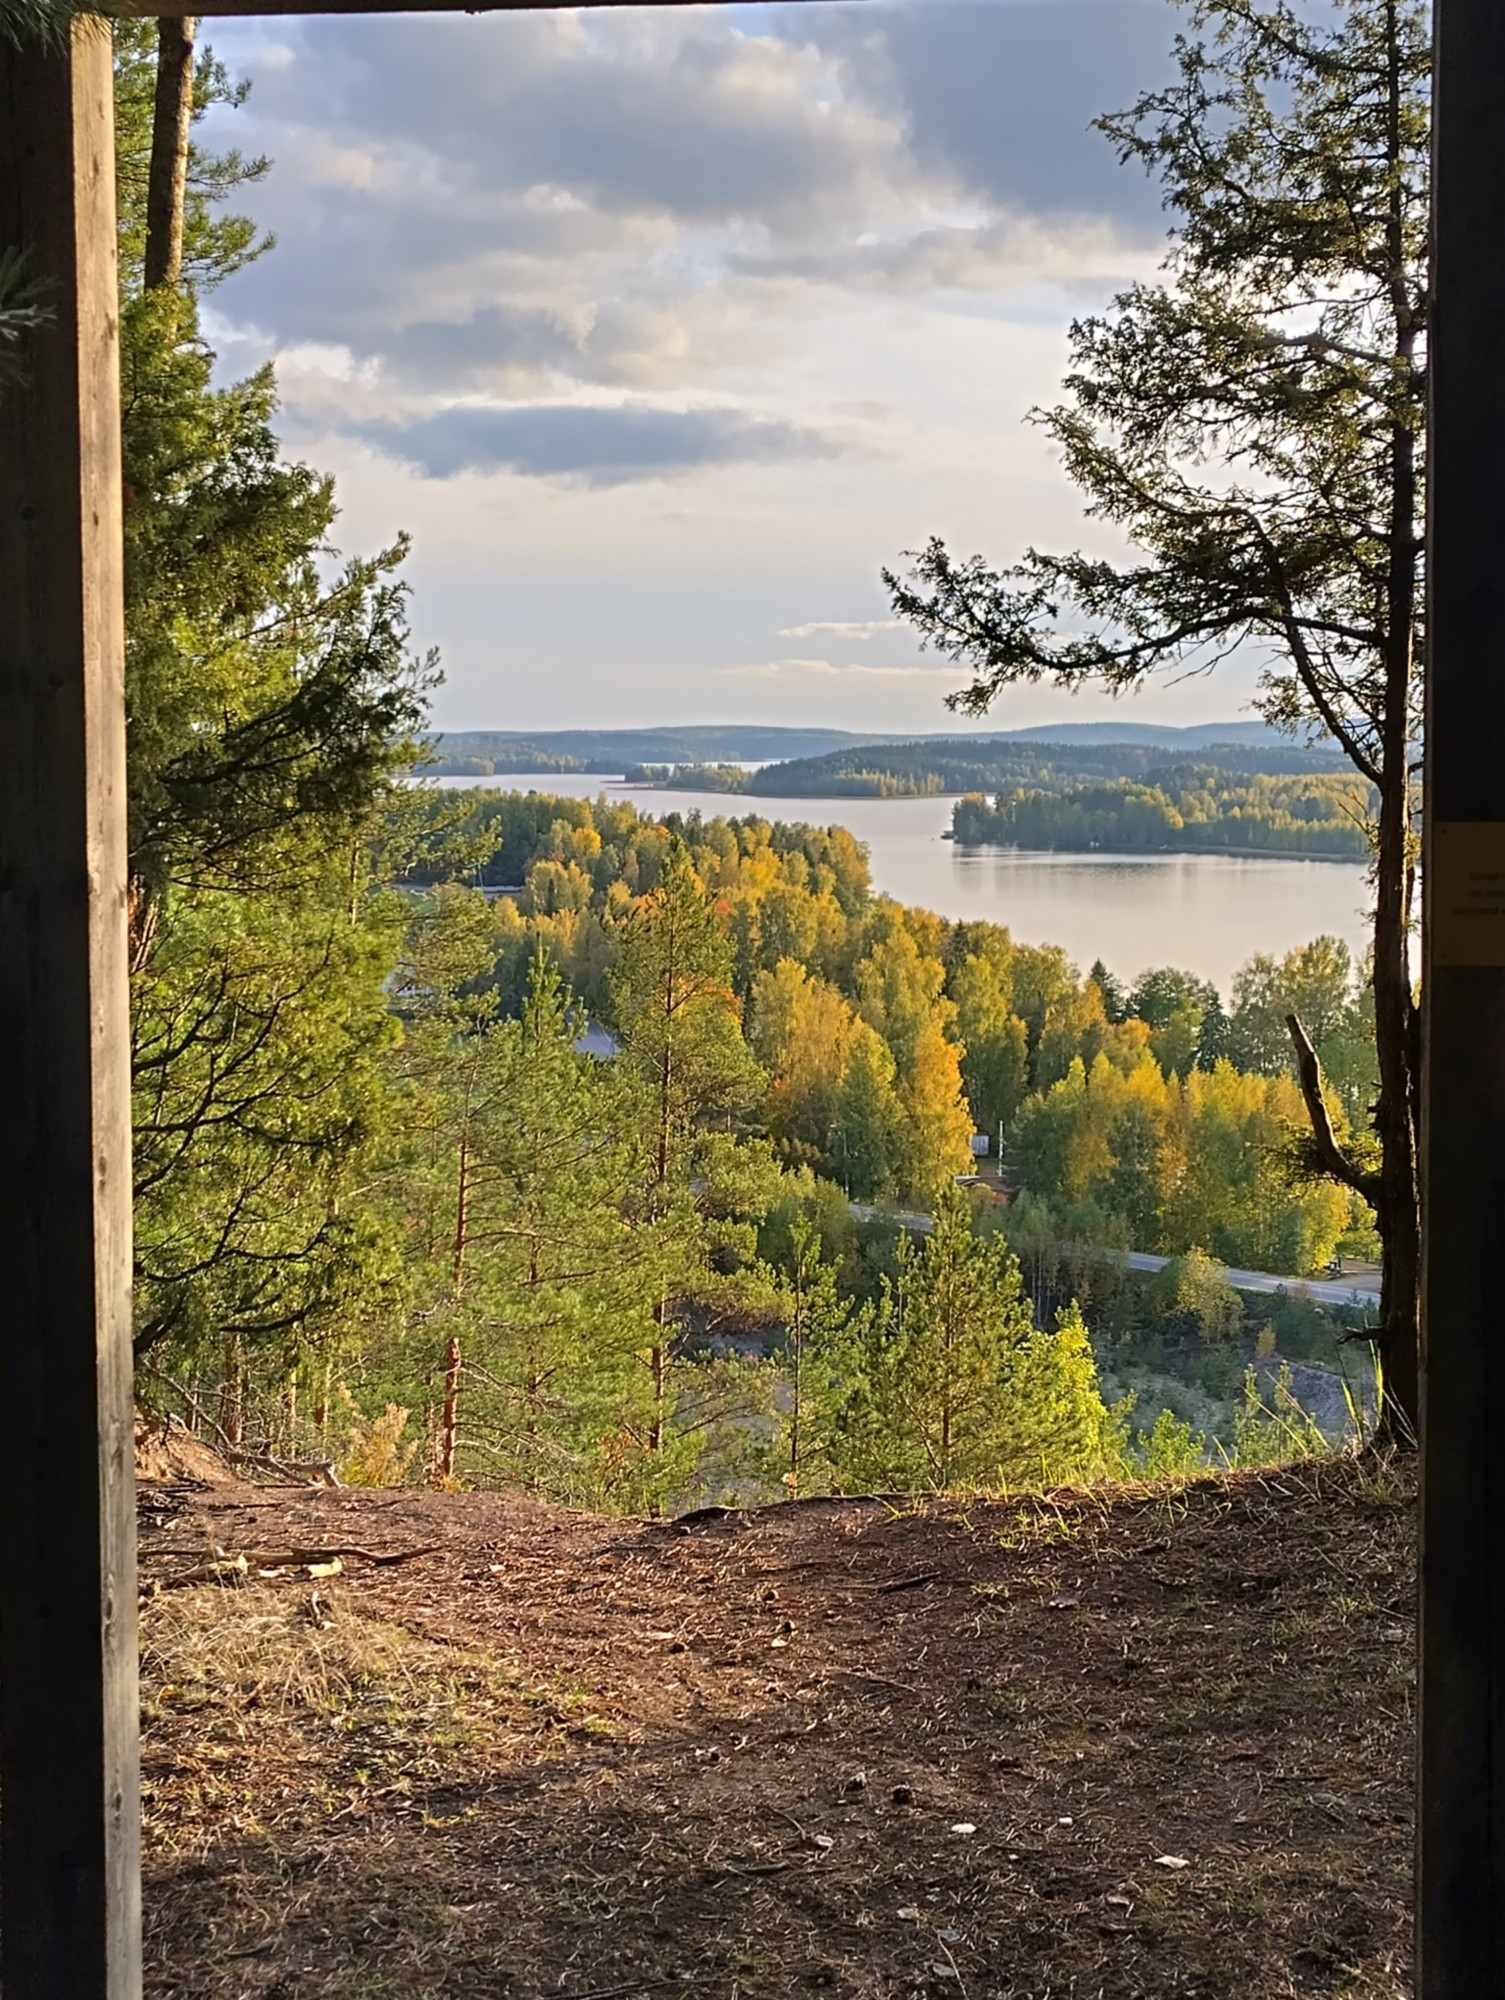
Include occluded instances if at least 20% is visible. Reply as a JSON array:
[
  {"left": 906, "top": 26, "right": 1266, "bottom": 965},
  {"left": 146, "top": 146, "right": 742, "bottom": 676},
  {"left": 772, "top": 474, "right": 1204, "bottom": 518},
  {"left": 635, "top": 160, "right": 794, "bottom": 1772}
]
[
  {"left": 953, "top": 769, "right": 1374, "bottom": 860},
  {"left": 628, "top": 733, "right": 1347, "bottom": 799}
]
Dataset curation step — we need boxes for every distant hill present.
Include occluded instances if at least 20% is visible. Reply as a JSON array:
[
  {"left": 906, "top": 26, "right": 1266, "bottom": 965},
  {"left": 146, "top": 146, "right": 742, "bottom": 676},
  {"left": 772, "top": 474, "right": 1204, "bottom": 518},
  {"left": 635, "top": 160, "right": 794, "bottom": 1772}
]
[
  {"left": 986, "top": 720, "right": 1293, "bottom": 750},
  {"left": 424, "top": 719, "right": 1302, "bottom": 777}
]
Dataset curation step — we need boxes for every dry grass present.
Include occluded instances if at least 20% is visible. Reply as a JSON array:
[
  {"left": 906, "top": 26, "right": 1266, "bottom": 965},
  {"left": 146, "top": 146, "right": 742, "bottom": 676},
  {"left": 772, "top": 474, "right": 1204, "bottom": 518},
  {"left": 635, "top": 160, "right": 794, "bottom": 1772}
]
[{"left": 138, "top": 1457, "right": 1415, "bottom": 1999}]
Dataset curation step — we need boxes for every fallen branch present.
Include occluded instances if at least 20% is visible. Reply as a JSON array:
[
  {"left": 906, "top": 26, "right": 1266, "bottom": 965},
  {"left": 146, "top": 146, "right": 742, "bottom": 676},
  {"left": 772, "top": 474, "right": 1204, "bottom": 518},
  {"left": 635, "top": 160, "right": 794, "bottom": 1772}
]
[
  {"left": 1284, "top": 1013, "right": 1382, "bottom": 1205},
  {"left": 561, "top": 1979, "right": 685, "bottom": 2000},
  {"left": 261, "top": 1543, "right": 443, "bottom": 1568},
  {"left": 163, "top": 1554, "right": 250, "bottom": 1587},
  {"left": 143, "top": 1543, "right": 442, "bottom": 1569},
  {"left": 834, "top": 1668, "right": 915, "bottom": 1695},
  {"left": 875, "top": 1570, "right": 945, "bottom": 1595},
  {"left": 664, "top": 1493, "right": 912, "bottom": 1533},
  {"left": 228, "top": 1449, "right": 343, "bottom": 1488}
]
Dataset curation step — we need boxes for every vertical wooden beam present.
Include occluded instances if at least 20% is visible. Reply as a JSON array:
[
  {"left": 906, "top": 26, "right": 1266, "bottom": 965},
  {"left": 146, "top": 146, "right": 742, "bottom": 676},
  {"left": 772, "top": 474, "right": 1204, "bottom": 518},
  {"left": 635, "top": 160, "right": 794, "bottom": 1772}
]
[
  {"left": 1420, "top": 0, "right": 1505, "bottom": 1991},
  {"left": 0, "top": 20, "right": 142, "bottom": 2000}
]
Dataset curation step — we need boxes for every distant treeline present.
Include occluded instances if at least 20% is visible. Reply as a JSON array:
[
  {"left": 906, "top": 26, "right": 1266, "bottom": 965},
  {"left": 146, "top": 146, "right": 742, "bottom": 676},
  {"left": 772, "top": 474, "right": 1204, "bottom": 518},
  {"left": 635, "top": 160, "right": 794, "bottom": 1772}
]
[
  {"left": 953, "top": 770, "right": 1374, "bottom": 860},
  {"left": 425, "top": 726, "right": 881, "bottom": 775},
  {"left": 748, "top": 738, "right": 1348, "bottom": 797},
  {"left": 633, "top": 735, "right": 1349, "bottom": 800},
  {"left": 623, "top": 763, "right": 751, "bottom": 790},
  {"left": 424, "top": 726, "right": 1328, "bottom": 783},
  {"left": 433, "top": 741, "right": 595, "bottom": 777}
]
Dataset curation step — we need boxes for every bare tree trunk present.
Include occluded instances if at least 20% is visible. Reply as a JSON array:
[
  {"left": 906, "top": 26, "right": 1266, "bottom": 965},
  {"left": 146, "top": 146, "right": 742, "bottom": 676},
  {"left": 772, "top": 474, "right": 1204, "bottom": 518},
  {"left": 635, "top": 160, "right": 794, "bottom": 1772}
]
[
  {"left": 127, "top": 877, "right": 161, "bottom": 973},
  {"left": 312, "top": 1358, "right": 331, "bottom": 1440},
  {"left": 1367, "top": 21, "right": 1423, "bottom": 1444},
  {"left": 452, "top": 1129, "right": 470, "bottom": 1297},
  {"left": 1370, "top": 738, "right": 1420, "bottom": 1443},
  {"left": 788, "top": 1316, "right": 803, "bottom": 1500},
  {"left": 219, "top": 1333, "right": 243, "bottom": 1448},
  {"left": 438, "top": 1334, "right": 461, "bottom": 1484},
  {"left": 144, "top": 17, "right": 196, "bottom": 292},
  {"left": 648, "top": 1301, "right": 666, "bottom": 1458},
  {"left": 940, "top": 1323, "right": 954, "bottom": 1491},
  {"left": 433, "top": 1093, "right": 474, "bottom": 1485}
]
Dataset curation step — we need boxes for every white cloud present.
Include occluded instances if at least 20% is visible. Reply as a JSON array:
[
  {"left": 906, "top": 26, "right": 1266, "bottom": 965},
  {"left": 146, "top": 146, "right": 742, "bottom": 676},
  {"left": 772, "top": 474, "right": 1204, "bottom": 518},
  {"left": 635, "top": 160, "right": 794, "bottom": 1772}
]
[
  {"left": 189, "top": 4, "right": 1213, "bottom": 736},
  {"left": 202, "top": 4, "right": 1169, "bottom": 413},
  {"left": 356, "top": 401, "right": 844, "bottom": 487},
  {"left": 779, "top": 618, "right": 904, "bottom": 640}
]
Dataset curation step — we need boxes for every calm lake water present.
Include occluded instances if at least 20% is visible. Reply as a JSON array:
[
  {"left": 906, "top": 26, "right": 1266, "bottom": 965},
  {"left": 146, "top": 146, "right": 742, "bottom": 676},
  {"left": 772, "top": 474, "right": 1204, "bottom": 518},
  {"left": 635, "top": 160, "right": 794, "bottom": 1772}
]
[{"left": 432, "top": 773, "right": 1371, "bottom": 995}]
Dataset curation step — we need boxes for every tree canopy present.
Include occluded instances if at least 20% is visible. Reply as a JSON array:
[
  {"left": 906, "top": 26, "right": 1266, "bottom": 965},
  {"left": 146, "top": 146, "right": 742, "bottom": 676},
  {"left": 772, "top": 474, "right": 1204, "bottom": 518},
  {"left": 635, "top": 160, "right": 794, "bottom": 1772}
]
[{"left": 887, "top": 0, "right": 1425, "bottom": 1434}]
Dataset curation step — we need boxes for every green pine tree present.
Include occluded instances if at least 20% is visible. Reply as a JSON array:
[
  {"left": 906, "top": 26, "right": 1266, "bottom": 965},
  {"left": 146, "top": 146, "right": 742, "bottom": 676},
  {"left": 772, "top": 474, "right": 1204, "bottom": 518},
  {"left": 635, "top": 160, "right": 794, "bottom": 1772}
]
[
  {"left": 116, "top": 26, "right": 438, "bottom": 1399},
  {"left": 992, "top": 1303, "right": 1125, "bottom": 1487},
  {"left": 608, "top": 840, "right": 764, "bottom": 1468},
  {"left": 393, "top": 943, "right": 676, "bottom": 1507},
  {"left": 887, "top": 0, "right": 1428, "bottom": 1435},
  {"left": 832, "top": 1191, "right": 1120, "bottom": 1494},
  {"left": 773, "top": 1223, "right": 868, "bottom": 1498}
]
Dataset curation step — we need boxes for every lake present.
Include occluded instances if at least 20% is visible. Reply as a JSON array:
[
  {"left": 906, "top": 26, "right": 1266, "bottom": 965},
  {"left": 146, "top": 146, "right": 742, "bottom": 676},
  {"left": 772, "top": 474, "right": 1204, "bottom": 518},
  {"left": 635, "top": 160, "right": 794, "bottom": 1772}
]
[{"left": 432, "top": 773, "right": 1372, "bottom": 994}]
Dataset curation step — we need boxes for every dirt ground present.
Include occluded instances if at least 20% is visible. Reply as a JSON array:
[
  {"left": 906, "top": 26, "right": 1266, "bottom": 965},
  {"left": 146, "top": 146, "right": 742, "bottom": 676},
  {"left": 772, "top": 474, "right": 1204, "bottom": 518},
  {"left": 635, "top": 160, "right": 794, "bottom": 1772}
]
[{"left": 137, "top": 1456, "right": 1414, "bottom": 2000}]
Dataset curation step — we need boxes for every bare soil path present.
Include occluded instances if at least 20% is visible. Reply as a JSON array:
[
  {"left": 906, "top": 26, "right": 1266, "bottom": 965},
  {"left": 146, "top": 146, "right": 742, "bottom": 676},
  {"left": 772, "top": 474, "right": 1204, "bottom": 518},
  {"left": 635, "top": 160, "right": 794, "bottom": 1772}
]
[{"left": 137, "top": 1458, "right": 1413, "bottom": 1999}]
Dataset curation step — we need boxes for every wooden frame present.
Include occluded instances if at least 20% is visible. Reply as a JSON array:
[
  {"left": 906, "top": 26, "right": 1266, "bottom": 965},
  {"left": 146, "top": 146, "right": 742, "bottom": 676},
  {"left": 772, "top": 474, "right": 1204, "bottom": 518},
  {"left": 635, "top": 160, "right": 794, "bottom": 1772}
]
[
  {"left": 1, "top": 1, "right": 1502, "bottom": 1991},
  {"left": 0, "top": 23, "right": 139, "bottom": 1997},
  {"left": 1420, "top": 1, "right": 1505, "bottom": 1992}
]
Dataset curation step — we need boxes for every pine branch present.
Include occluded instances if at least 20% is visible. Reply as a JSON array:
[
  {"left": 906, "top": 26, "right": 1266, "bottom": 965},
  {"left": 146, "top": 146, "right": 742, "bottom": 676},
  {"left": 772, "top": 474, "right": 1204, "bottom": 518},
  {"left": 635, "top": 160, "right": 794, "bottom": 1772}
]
[
  {"left": 0, "top": 0, "right": 82, "bottom": 48},
  {"left": 1284, "top": 1012, "right": 1381, "bottom": 1205}
]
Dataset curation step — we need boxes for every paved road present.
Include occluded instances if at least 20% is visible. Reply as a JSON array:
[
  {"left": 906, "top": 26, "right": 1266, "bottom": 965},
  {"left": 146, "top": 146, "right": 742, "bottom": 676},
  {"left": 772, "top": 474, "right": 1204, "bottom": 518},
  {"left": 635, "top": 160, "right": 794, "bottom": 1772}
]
[
  {"left": 1124, "top": 1249, "right": 1379, "bottom": 1309},
  {"left": 849, "top": 1201, "right": 934, "bottom": 1235},
  {"left": 847, "top": 1204, "right": 1380, "bottom": 1309}
]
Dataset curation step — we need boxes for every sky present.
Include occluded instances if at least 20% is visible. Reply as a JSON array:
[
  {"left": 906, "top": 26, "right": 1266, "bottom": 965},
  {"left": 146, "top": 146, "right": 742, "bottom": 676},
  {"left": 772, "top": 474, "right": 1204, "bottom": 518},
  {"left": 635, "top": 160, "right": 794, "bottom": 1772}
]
[{"left": 196, "top": 0, "right": 1267, "bottom": 737}]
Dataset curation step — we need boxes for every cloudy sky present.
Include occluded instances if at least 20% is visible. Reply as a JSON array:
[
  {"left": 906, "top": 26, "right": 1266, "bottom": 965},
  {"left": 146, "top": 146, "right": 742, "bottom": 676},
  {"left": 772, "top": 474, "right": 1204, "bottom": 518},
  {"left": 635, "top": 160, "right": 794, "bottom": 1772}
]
[{"left": 197, "top": 0, "right": 1263, "bottom": 736}]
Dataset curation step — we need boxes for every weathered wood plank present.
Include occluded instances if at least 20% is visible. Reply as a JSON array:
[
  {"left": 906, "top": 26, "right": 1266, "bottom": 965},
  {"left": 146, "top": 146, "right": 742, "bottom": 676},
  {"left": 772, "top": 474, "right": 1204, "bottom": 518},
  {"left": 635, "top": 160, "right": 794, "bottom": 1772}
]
[
  {"left": 1420, "top": 0, "right": 1505, "bottom": 1990},
  {"left": 0, "top": 20, "right": 142, "bottom": 1999}
]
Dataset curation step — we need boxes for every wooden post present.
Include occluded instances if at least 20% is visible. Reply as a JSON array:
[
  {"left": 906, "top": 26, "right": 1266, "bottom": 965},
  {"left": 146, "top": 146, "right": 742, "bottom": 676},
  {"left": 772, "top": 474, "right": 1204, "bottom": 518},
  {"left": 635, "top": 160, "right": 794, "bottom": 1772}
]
[
  {"left": 0, "top": 22, "right": 142, "bottom": 2000},
  {"left": 1420, "top": 0, "right": 1505, "bottom": 1990}
]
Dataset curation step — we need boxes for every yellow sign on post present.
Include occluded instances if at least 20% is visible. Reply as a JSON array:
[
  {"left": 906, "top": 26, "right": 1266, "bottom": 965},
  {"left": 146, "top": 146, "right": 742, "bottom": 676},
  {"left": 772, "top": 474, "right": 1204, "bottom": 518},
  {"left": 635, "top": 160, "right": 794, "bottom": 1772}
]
[{"left": 1430, "top": 821, "right": 1505, "bottom": 965}]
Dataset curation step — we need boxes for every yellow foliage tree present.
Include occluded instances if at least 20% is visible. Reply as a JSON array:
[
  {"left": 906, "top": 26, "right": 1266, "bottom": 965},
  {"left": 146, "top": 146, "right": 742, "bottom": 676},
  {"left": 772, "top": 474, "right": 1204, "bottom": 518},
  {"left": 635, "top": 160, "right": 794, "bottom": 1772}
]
[
  {"left": 751, "top": 958, "right": 861, "bottom": 1156},
  {"left": 897, "top": 1018, "right": 976, "bottom": 1196}
]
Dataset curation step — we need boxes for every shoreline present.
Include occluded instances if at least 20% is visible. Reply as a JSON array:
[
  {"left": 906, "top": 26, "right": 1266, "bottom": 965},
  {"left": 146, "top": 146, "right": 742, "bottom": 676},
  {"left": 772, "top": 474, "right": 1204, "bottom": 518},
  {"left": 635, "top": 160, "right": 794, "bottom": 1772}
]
[{"left": 951, "top": 838, "right": 1367, "bottom": 867}]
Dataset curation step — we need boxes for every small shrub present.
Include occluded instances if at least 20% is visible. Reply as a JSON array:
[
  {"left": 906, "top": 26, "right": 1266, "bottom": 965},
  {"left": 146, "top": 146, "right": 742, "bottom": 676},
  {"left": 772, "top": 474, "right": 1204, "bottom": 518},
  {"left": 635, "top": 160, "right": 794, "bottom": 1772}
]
[
  {"left": 1225, "top": 1365, "right": 1326, "bottom": 1468},
  {"left": 1135, "top": 1407, "right": 1206, "bottom": 1478},
  {"left": 338, "top": 1389, "right": 418, "bottom": 1487}
]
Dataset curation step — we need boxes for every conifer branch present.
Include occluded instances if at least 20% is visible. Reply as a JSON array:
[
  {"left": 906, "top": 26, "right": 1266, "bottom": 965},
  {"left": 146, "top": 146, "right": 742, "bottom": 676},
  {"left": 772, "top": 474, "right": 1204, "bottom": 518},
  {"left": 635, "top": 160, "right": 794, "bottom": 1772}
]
[{"left": 1285, "top": 1012, "right": 1381, "bottom": 1205}]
